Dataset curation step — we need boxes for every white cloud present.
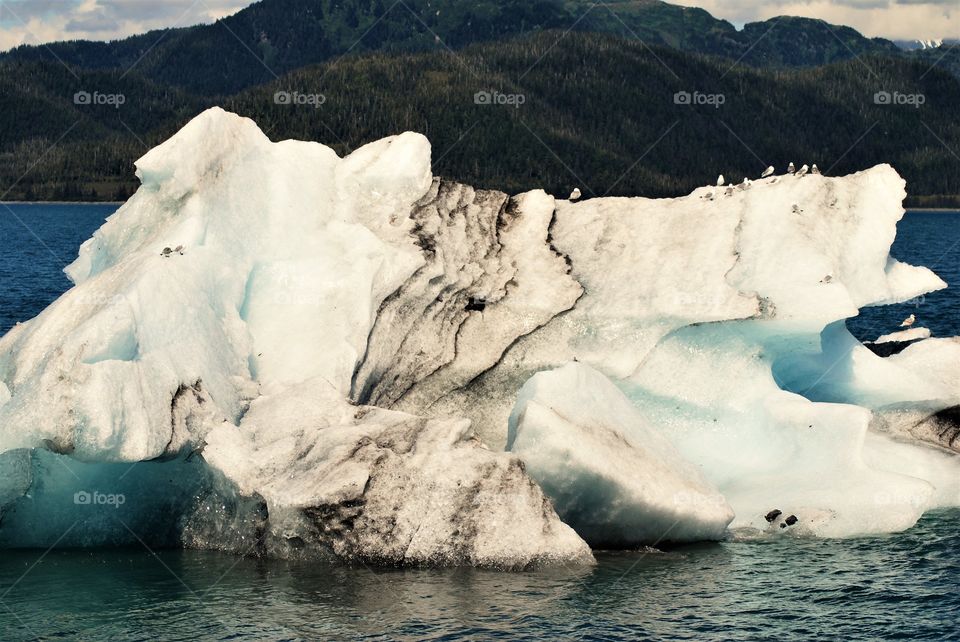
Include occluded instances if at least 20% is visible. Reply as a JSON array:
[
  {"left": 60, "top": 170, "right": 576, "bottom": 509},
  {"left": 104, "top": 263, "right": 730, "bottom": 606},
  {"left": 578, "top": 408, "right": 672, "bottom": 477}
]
[{"left": 0, "top": 0, "right": 253, "bottom": 51}]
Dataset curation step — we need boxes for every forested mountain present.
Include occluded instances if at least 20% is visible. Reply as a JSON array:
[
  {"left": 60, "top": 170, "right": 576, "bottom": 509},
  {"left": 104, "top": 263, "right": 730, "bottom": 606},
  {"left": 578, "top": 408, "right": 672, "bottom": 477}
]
[
  {"left": 1, "top": 31, "right": 957, "bottom": 206},
  {"left": 1, "top": 0, "right": 904, "bottom": 95}
]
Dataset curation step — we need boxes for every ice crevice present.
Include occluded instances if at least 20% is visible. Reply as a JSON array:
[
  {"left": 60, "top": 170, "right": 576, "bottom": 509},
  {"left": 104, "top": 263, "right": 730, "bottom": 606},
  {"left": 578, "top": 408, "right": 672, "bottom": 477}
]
[{"left": 0, "top": 108, "right": 958, "bottom": 565}]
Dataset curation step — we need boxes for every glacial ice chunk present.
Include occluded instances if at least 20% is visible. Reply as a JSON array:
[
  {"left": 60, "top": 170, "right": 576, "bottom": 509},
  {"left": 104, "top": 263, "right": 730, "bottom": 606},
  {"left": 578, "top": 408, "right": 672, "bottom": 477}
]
[
  {"left": 623, "top": 324, "right": 959, "bottom": 538},
  {"left": 507, "top": 363, "right": 734, "bottom": 546},
  {"left": 204, "top": 377, "right": 594, "bottom": 568}
]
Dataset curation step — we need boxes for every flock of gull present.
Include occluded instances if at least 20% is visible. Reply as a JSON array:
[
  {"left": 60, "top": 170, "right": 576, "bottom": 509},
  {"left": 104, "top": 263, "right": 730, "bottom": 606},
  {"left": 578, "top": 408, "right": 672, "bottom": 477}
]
[
  {"left": 563, "top": 167, "right": 921, "bottom": 335},
  {"left": 705, "top": 162, "right": 822, "bottom": 201},
  {"left": 566, "top": 163, "right": 822, "bottom": 202}
]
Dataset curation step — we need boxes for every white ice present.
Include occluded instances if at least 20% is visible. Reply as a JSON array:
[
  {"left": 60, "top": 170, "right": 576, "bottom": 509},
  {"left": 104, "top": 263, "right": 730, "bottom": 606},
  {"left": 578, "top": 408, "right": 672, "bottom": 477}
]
[
  {"left": 872, "top": 327, "right": 931, "bottom": 344},
  {"left": 507, "top": 362, "right": 734, "bottom": 546}
]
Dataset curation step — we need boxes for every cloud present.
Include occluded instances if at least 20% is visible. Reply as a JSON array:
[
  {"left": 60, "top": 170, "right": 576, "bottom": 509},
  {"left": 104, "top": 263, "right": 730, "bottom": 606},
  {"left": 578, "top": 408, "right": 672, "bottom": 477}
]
[
  {"left": 95, "top": 0, "right": 251, "bottom": 23},
  {"left": 0, "top": 0, "right": 253, "bottom": 51},
  {"left": 895, "top": 0, "right": 959, "bottom": 6},
  {"left": 65, "top": 7, "right": 119, "bottom": 33}
]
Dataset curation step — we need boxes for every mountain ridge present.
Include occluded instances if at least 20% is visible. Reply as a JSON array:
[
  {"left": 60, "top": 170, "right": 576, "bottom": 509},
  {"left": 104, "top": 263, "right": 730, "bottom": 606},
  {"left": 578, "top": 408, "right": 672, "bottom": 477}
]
[{"left": 0, "top": 0, "right": 908, "bottom": 95}]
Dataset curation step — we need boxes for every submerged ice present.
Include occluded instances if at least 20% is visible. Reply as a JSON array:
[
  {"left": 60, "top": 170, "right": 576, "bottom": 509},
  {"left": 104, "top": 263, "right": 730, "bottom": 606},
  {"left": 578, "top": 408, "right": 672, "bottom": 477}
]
[{"left": 0, "top": 108, "right": 958, "bottom": 564}]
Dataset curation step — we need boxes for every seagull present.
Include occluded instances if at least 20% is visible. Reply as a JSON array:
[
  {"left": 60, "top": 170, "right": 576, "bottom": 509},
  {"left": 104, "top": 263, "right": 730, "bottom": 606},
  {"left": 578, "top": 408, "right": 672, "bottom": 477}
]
[
  {"left": 787, "top": 162, "right": 796, "bottom": 174},
  {"left": 791, "top": 204, "right": 801, "bottom": 214},
  {"left": 174, "top": 245, "right": 184, "bottom": 255},
  {"left": 702, "top": 191, "right": 714, "bottom": 201},
  {"left": 717, "top": 174, "right": 725, "bottom": 186},
  {"left": 161, "top": 247, "right": 172, "bottom": 257},
  {"left": 569, "top": 188, "right": 581, "bottom": 201},
  {"left": 738, "top": 178, "right": 751, "bottom": 190},
  {"left": 761, "top": 166, "right": 775, "bottom": 178},
  {"left": 725, "top": 186, "right": 734, "bottom": 197},
  {"left": 900, "top": 314, "right": 916, "bottom": 328},
  {"left": 811, "top": 164, "right": 821, "bottom": 175},
  {"left": 820, "top": 274, "right": 833, "bottom": 283},
  {"left": 796, "top": 164, "right": 809, "bottom": 177}
]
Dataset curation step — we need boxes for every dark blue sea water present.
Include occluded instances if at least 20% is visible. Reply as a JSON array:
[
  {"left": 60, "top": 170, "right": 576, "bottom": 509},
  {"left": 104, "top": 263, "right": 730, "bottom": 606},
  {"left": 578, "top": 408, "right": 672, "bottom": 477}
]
[
  {"left": 848, "top": 210, "right": 960, "bottom": 341},
  {"left": 0, "top": 205, "right": 958, "bottom": 640},
  {"left": 0, "top": 510, "right": 957, "bottom": 640},
  {"left": 0, "top": 203, "right": 117, "bottom": 334}
]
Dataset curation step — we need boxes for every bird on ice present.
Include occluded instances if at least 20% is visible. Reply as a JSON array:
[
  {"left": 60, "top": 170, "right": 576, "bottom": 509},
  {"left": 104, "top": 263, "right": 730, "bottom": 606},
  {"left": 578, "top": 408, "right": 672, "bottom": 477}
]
[
  {"left": 761, "top": 166, "right": 774, "bottom": 178},
  {"left": 738, "top": 177, "right": 751, "bottom": 190},
  {"left": 796, "top": 164, "right": 809, "bottom": 177},
  {"left": 161, "top": 247, "right": 173, "bottom": 257},
  {"left": 900, "top": 314, "right": 916, "bottom": 327},
  {"left": 811, "top": 164, "right": 821, "bottom": 175},
  {"left": 569, "top": 188, "right": 582, "bottom": 201},
  {"left": 717, "top": 174, "right": 725, "bottom": 186},
  {"left": 787, "top": 162, "right": 796, "bottom": 174}
]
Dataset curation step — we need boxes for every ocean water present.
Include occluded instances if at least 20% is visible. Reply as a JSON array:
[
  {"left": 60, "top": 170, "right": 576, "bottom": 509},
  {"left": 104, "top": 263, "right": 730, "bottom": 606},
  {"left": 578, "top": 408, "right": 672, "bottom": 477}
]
[
  {"left": 0, "top": 203, "right": 117, "bottom": 334},
  {"left": 0, "top": 510, "right": 958, "bottom": 640},
  {"left": 848, "top": 210, "right": 960, "bottom": 340},
  {"left": 0, "top": 205, "right": 958, "bottom": 640}
]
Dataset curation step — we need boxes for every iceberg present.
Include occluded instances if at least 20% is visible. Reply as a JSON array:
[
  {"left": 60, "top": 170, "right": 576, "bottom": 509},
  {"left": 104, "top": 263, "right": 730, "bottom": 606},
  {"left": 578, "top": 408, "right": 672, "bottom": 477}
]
[{"left": 0, "top": 107, "right": 958, "bottom": 563}]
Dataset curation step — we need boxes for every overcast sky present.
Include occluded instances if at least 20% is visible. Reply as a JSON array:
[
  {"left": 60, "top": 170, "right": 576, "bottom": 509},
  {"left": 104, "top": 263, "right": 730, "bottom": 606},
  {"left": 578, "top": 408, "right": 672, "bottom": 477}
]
[{"left": 0, "top": 0, "right": 957, "bottom": 52}]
